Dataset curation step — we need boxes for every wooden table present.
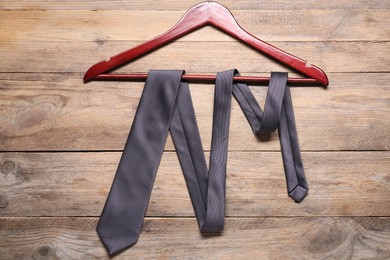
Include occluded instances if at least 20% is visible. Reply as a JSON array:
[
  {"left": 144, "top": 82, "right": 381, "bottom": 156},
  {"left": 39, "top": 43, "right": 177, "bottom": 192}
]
[{"left": 1, "top": 1, "right": 389, "bottom": 259}]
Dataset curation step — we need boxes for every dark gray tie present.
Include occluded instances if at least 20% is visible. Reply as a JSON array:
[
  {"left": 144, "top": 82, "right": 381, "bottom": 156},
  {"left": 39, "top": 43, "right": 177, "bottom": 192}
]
[{"left": 97, "top": 69, "right": 308, "bottom": 255}]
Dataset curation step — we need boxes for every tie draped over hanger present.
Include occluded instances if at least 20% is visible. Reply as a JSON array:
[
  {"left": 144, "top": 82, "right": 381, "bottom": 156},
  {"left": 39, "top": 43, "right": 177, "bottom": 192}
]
[
  {"left": 85, "top": 1, "right": 328, "bottom": 256},
  {"left": 97, "top": 69, "right": 309, "bottom": 255},
  {"left": 83, "top": 1, "right": 328, "bottom": 87}
]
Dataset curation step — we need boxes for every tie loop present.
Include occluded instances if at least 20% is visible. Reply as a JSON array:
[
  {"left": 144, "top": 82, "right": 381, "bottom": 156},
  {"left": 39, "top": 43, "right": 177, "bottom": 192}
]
[
  {"left": 231, "top": 70, "right": 308, "bottom": 202},
  {"left": 233, "top": 70, "right": 287, "bottom": 134}
]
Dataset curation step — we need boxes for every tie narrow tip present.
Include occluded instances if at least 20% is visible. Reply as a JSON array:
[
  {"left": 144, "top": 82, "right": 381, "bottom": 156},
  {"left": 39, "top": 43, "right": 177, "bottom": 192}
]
[{"left": 289, "top": 185, "right": 308, "bottom": 203}]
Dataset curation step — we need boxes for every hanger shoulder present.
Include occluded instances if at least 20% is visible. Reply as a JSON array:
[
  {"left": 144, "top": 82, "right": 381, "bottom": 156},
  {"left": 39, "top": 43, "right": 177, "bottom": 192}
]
[
  {"left": 205, "top": 2, "right": 328, "bottom": 86},
  {"left": 84, "top": 2, "right": 210, "bottom": 82}
]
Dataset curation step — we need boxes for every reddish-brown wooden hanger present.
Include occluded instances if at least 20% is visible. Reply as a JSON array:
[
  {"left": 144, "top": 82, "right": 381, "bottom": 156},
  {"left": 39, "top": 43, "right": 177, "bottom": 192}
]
[{"left": 84, "top": 1, "right": 328, "bottom": 87}]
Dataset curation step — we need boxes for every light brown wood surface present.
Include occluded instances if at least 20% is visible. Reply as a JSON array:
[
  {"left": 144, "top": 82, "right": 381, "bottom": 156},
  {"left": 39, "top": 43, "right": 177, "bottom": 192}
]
[
  {"left": 1, "top": 10, "right": 389, "bottom": 42},
  {"left": 0, "top": 1, "right": 389, "bottom": 259},
  {"left": 1, "top": 73, "right": 390, "bottom": 151},
  {"left": 1, "top": 217, "right": 389, "bottom": 259},
  {"left": 3, "top": 0, "right": 390, "bottom": 10},
  {"left": 1, "top": 151, "right": 389, "bottom": 217}
]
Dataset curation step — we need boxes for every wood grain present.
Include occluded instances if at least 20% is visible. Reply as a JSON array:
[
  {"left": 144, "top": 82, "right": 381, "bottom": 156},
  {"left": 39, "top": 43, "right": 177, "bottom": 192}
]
[
  {"left": 3, "top": 0, "right": 389, "bottom": 10},
  {"left": 0, "top": 1, "right": 389, "bottom": 259},
  {"left": 2, "top": 10, "right": 389, "bottom": 42},
  {"left": 1, "top": 73, "right": 389, "bottom": 151},
  {"left": 0, "top": 217, "right": 389, "bottom": 259},
  {"left": 1, "top": 40, "right": 389, "bottom": 73},
  {"left": 1, "top": 151, "right": 389, "bottom": 217}
]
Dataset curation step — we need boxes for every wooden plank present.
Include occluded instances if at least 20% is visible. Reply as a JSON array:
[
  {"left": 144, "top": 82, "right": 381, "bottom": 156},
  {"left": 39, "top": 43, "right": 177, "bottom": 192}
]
[
  {"left": 0, "top": 151, "right": 389, "bottom": 217},
  {"left": 1, "top": 40, "right": 388, "bottom": 73},
  {"left": 2, "top": 0, "right": 389, "bottom": 10},
  {"left": 0, "top": 73, "right": 389, "bottom": 151},
  {"left": 1, "top": 10, "right": 389, "bottom": 42},
  {"left": 0, "top": 2, "right": 388, "bottom": 260},
  {"left": 0, "top": 217, "right": 388, "bottom": 259}
]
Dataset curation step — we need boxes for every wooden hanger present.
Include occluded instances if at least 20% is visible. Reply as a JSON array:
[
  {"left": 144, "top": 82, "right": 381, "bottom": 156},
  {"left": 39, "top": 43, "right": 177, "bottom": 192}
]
[{"left": 84, "top": 1, "right": 328, "bottom": 87}]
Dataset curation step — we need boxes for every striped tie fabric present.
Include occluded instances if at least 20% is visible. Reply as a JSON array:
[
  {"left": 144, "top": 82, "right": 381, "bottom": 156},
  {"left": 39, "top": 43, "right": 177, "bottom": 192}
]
[{"left": 97, "top": 69, "right": 308, "bottom": 255}]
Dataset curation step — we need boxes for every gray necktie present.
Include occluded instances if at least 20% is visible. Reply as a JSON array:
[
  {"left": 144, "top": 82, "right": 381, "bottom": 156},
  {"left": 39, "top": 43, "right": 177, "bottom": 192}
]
[{"left": 97, "top": 69, "right": 308, "bottom": 255}]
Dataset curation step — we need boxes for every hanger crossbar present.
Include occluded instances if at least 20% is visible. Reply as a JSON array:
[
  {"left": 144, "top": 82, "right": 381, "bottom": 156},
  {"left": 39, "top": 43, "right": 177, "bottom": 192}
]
[{"left": 93, "top": 73, "right": 324, "bottom": 87}]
